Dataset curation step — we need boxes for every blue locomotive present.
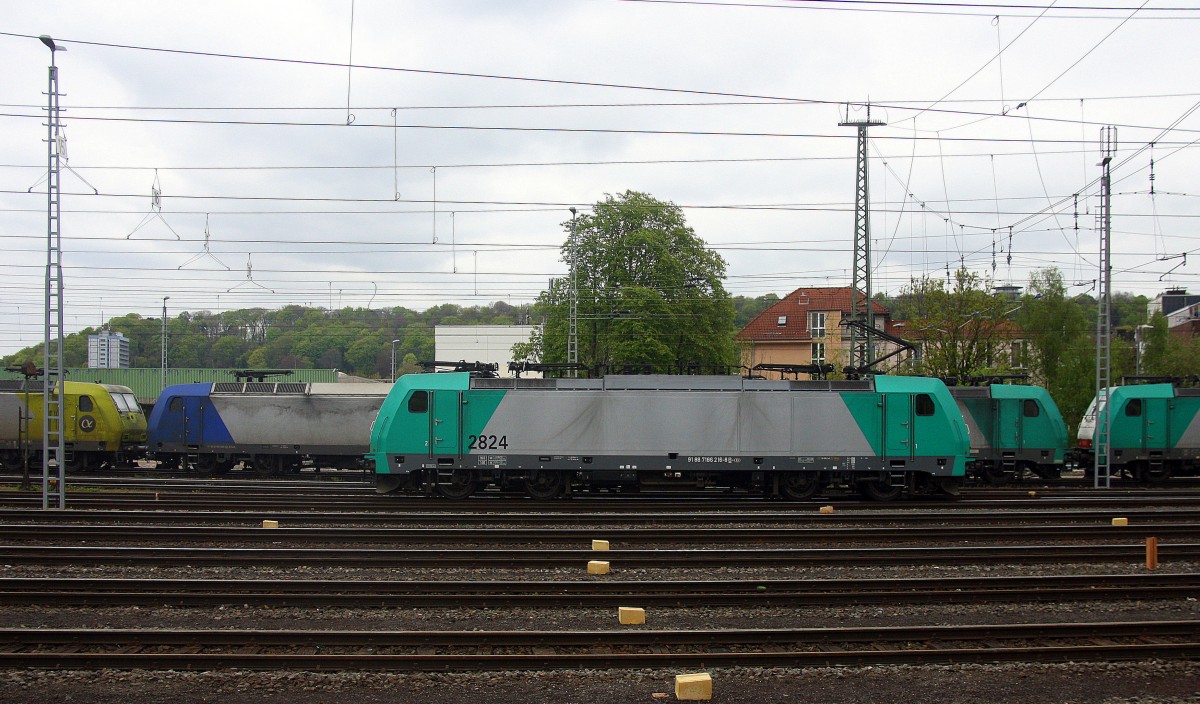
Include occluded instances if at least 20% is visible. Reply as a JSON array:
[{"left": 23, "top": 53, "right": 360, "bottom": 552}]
[{"left": 147, "top": 380, "right": 390, "bottom": 475}]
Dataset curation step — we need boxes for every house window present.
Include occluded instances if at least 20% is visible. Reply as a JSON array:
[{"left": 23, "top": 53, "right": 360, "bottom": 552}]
[
  {"left": 1010, "top": 340, "right": 1028, "bottom": 368},
  {"left": 811, "top": 342, "right": 825, "bottom": 365},
  {"left": 810, "top": 312, "right": 826, "bottom": 338},
  {"left": 777, "top": 315, "right": 787, "bottom": 327}
]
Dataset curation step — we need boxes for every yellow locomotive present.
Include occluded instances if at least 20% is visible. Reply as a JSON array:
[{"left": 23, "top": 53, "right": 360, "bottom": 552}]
[{"left": 0, "top": 380, "right": 147, "bottom": 471}]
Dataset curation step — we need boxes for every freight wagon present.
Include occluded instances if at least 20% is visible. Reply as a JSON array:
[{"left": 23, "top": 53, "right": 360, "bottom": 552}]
[{"left": 370, "top": 372, "right": 970, "bottom": 500}]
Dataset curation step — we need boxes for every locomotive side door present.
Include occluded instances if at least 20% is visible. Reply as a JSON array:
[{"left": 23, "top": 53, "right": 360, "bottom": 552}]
[
  {"left": 429, "top": 390, "right": 462, "bottom": 456},
  {"left": 995, "top": 397, "right": 1023, "bottom": 451},
  {"left": 183, "top": 396, "right": 207, "bottom": 445},
  {"left": 1142, "top": 397, "right": 1170, "bottom": 450},
  {"left": 883, "top": 393, "right": 914, "bottom": 459}
]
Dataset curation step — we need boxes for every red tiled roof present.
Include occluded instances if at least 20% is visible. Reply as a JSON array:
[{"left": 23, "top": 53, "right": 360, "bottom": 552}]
[{"left": 737, "top": 286, "right": 889, "bottom": 341}]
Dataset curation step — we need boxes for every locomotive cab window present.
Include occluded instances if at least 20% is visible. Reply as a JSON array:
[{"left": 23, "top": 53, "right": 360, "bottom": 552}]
[
  {"left": 1125, "top": 399, "right": 1143, "bottom": 417},
  {"left": 168, "top": 397, "right": 183, "bottom": 413},
  {"left": 1023, "top": 399, "right": 1040, "bottom": 417},
  {"left": 78, "top": 396, "right": 94, "bottom": 412},
  {"left": 408, "top": 390, "right": 428, "bottom": 413},
  {"left": 914, "top": 393, "right": 935, "bottom": 416}
]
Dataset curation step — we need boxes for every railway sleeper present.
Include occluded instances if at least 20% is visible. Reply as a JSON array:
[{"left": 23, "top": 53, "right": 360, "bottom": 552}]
[{"left": 392, "top": 466, "right": 959, "bottom": 501}]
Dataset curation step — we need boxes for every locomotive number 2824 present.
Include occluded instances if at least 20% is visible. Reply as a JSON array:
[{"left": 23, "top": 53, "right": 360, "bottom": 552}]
[{"left": 468, "top": 434, "right": 509, "bottom": 450}]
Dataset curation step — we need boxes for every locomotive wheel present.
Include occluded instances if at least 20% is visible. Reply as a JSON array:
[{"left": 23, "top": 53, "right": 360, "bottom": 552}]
[
  {"left": 979, "top": 463, "right": 1016, "bottom": 485},
  {"left": 1139, "top": 462, "right": 1172, "bottom": 484},
  {"left": 436, "top": 469, "right": 477, "bottom": 499},
  {"left": 524, "top": 470, "right": 566, "bottom": 499},
  {"left": 1031, "top": 464, "right": 1061, "bottom": 480},
  {"left": 778, "top": 472, "right": 820, "bottom": 500},
  {"left": 857, "top": 478, "right": 903, "bottom": 501},
  {"left": 70, "top": 452, "right": 93, "bottom": 472},
  {"left": 252, "top": 455, "right": 284, "bottom": 477}
]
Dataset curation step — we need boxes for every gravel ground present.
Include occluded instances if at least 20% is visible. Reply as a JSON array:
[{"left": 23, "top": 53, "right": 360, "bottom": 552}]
[
  {"left": 1, "top": 599, "right": 1197, "bottom": 631},
  {"left": 2, "top": 498, "right": 1196, "bottom": 703},
  {"left": 4, "top": 560, "right": 1198, "bottom": 582},
  {"left": 0, "top": 662, "right": 1196, "bottom": 704}
]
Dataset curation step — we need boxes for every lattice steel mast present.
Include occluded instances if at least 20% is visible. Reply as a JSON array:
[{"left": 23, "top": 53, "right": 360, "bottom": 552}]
[
  {"left": 40, "top": 36, "right": 66, "bottom": 509},
  {"left": 567, "top": 208, "right": 579, "bottom": 376},
  {"left": 840, "top": 106, "right": 885, "bottom": 372},
  {"left": 1094, "top": 126, "right": 1117, "bottom": 489}
]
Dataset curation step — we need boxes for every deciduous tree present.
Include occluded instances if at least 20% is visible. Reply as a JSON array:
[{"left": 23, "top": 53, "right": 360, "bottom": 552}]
[{"left": 516, "top": 191, "right": 738, "bottom": 373}]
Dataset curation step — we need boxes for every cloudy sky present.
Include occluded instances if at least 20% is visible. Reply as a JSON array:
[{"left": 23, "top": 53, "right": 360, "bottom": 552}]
[{"left": 2, "top": 1, "right": 1198, "bottom": 357}]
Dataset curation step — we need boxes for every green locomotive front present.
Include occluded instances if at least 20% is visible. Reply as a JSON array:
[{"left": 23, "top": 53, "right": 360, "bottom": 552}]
[
  {"left": 950, "top": 383, "right": 1068, "bottom": 484},
  {"left": 370, "top": 373, "right": 969, "bottom": 501},
  {"left": 1083, "top": 383, "right": 1200, "bottom": 482}
]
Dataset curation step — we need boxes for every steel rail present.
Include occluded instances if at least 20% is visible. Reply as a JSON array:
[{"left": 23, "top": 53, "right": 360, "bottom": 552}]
[
  {"left": 3, "top": 573, "right": 1197, "bottom": 607},
  {"left": 0, "top": 541, "right": 1197, "bottom": 568},
  {"left": 3, "top": 522, "right": 1200, "bottom": 545},
  {"left": 0, "top": 621, "right": 1196, "bottom": 671},
  {"left": 5, "top": 489, "right": 1200, "bottom": 512},
  {"left": 3, "top": 507, "right": 1200, "bottom": 527}
]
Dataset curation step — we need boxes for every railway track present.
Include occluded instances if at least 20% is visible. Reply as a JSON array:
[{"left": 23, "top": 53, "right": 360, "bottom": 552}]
[
  {"left": 2, "top": 573, "right": 1197, "bottom": 607},
  {"left": 3, "top": 506, "right": 1198, "bottom": 527},
  {"left": 2, "top": 522, "right": 1199, "bottom": 544},
  {"left": 2, "top": 542, "right": 1197, "bottom": 567},
  {"left": 1, "top": 620, "right": 1196, "bottom": 671},
  {"left": 4, "top": 489, "right": 1200, "bottom": 513}
]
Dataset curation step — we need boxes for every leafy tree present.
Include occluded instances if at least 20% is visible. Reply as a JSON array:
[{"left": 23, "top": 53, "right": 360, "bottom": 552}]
[
  {"left": 516, "top": 191, "right": 738, "bottom": 373},
  {"left": 902, "top": 268, "right": 1018, "bottom": 380},
  {"left": 1140, "top": 313, "right": 1200, "bottom": 380},
  {"left": 1111, "top": 292, "right": 1149, "bottom": 328},
  {"left": 1015, "top": 268, "right": 1095, "bottom": 430},
  {"left": 397, "top": 352, "right": 423, "bottom": 377},
  {"left": 733, "top": 293, "right": 780, "bottom": 328}
]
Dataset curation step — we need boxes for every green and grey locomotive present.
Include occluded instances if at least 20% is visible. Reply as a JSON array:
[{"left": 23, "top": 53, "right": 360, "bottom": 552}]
[
  {"left": 369, "top": 372, "right": 969, "bottom": 501},
  {"left": 950, "top": 383, "right": 1068, "bottom": 484}
]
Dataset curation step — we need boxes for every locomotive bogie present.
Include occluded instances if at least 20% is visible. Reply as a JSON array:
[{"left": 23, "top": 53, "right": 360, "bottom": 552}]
[{"left": 369, "top": 373, "right": 969, "bottom": 500}]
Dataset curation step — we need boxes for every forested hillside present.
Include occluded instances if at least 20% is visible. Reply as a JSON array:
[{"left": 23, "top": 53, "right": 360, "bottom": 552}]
[{"left": 2, "top": 295, "right": 779, "bottom": 379}]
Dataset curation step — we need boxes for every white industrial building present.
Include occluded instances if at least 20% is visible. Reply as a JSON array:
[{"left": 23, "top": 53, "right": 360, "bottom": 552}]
[
  {"left": 434, "top": 325, "right": 540, "bottom": 378},
  {"left": 87, "top": 329, "right": 131, "bottom": 369}
]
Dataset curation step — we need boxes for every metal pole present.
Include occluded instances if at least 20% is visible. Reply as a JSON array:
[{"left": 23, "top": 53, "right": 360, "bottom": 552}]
[
  {"left": 840, "top": 106, "right": 885, "bottom": 373},
  {"left": 567, "top": 208, "right": 579, "bottom": 377},
  {"left": 40, "top": 36, "right": 66, "bottom": 510},
  {"left": 161, "top": 296, "right": 170, "bottom": 392},
  {"left": 1094, "top": 126, "right": 1116, "bottom": 490},
  {"left": 391, "top": 339, "right": 400, "bottom": 382}
]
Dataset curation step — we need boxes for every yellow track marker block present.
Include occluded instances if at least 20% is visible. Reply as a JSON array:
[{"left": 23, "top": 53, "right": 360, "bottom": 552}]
[{"left": 675, "top": 673, "right": 712, "bottom": 700}]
